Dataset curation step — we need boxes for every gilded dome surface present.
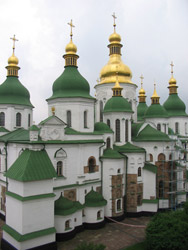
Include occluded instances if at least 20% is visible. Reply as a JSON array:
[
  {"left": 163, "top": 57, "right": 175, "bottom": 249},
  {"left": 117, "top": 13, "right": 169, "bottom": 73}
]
[
  {"left": 109, "top": 32, "right": 121, "bottom": 44},
  {"left": 65, "top": 40, "right": 77, "bottom": 54},
  {"left": 8, "top": 53, "right": 19, "bottom": 66}
]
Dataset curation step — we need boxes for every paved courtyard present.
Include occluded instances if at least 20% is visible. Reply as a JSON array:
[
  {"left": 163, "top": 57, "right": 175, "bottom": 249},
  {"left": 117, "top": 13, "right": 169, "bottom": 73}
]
[{"left": 0, "top": 216, "right": 151, "bottom": 250}]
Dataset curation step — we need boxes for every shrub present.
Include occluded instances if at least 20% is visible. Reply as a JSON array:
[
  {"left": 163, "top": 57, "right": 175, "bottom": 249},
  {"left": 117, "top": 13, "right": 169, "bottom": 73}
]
[{"left": 74, "top": 241, "right": 106, "bottom": 250}]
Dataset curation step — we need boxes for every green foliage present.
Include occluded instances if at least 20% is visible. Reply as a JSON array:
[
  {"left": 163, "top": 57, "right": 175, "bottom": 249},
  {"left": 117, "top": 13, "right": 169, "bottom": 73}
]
[
  {"left": 146, "top": 203, "right": 188, "bottom": 250},
  {"left": 74, "top": 241, "right": 106, "bottom": 250},
  {"left": 124, "top": 241, "right": 146, "bottom": 250}
]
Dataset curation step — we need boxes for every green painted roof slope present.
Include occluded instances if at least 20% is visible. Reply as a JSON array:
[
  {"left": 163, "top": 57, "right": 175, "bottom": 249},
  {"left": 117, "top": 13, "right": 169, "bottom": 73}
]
[
  {"left": 143, "top": 162, "right": 157, "bottom": 174},
  {"left": 114, "top": 142, "right": 145, "bottom": 153},
  {"left": 133, "top": 124, "right": 170, "bottom": 142},
  {"left": 131, "top": 122, "right": 144, "bottom": 139},
  {"left": 29, "top": 125, "right": 40, "bottom": 131},
  {"left": 47, "top": 66, "right": 94, "bottom": 100},
  {"left": 137, "top": 103, "right": 148, "bottom": 121},
  {"left": 0, "top": 127, "right": 9, "bottom": 132},
  {"left": 145, "top": 103, "right": 168, "bottom": 118},
  {"left": 0, "top": 76, "right": 33, "bottom": 107},
  {"left": 55, "top": 195, "right": 83, "bottom": 216},
  {"left": 65, "top": 127, "right": 103, "bottom": 135},
  {"left": 85, "top": 189, "right": 107, "bottom": 207},
  {"left": 0, "top": 128, "right": 29, "bottom": 142},
  {"left": 94, "top": 122, "right": 113, "bottom": 133},
  {"left": 104, "top": 96, "right": 133, "bottom": 113},
  {"left": 163, "top": 94, "right": 187, "bottom": 117},
  {"left": 5, "top": 149, "right": 57, "bottom": 181},
  {"left": 100, "top": 148, "right": 125, "bottom": 159}
]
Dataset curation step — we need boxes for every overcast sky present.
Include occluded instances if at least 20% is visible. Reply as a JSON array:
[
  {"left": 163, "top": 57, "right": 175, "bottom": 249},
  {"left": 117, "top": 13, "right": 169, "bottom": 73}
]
[{"left": 0, "top": 0, "right": 188, "bottom": 123}]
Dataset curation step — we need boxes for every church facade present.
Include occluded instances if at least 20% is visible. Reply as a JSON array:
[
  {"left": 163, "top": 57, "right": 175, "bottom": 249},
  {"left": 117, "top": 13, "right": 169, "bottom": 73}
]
[{"left": 0, "top": 18, "right": 187, "bottom": 250}]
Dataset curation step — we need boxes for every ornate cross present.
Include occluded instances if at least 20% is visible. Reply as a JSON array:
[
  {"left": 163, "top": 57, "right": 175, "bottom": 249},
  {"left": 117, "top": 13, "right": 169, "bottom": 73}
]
[
  {"left": 170, "top": 61, "right": 174, "bottom": 75},
  {"left": 10, "top": 34, "right": 18, "bottom": 53},
  {"left": 67, "top": 19, "right": 75, "bottom": 40},
  {"left": 140, "top": 74, "right": 144, "bottom": 87},
  {"left": 112, "top": 12, "right": 117, "bottom": 32}
]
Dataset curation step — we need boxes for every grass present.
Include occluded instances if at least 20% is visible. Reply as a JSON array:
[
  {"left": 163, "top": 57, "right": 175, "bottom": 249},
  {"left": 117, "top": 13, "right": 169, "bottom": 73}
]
[{"left": 123, "top": 241, "right": 146, "bottom": 250}]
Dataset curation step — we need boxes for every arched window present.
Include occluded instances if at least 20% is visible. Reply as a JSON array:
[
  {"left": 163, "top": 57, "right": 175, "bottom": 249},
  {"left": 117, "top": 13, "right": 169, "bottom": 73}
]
[
  {"left": 88, "top": 157, "right": 96, "bottom": 173},
  {"left": 16, "top": 113, "right": 21, "bottom": 127},
  {"left": 149, "top": 154, "right": 153, "bottom": 162},
  {"left": 125, "top": 119, "right": 129, "bottom": 142},
  {"left": 115, "top": 119, "right": 120, "bottom": 142},
  {"left": 100, "top": 101, "right": 103, "bottom": 122},
  {"left": 138, "top": 167, "right": 142, "bottom": 177},
  {"left": 0, "top": 112, "right": 5, "bottom": 126},
  {"left": 157, "top": 124, "right": 161, "bottom": 131},
  {"left": 107, "top": 119, "right": 110, "bottom": 128},
  {"left": 65, "top": 220, "right": 70, "bottom": 230},
  {"left": 28, "top": 114, "right": 31, "bottom": 127},
  {"left": 158, "top": 153, "right": 165, "bottom": 162},
  {"left": 57, "top": 161, "right": 63, "bottom": 176},
  {"left": 117, "top": 199, "right": 121, "bottom": 210},
  {"left": 67, "top": 111, "right": 71, "bottom": 127},
  {"left": 97, "top": 210, "right": 101, "bottom": 220},
  {"left": 106, "top": 137, "right": 111, "bottom": 149},
  {"left": 84, "top": 111, "right": 87, "bottom": 128},
  {"left": 175, "top": 122, "right": 179, "bottom": 134},
  {"left": 159, "top": 180, "right": 164, "bottom": 198}
]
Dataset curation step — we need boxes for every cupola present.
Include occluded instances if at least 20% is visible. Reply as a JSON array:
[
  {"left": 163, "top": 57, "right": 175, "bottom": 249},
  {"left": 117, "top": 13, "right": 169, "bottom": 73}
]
[
  {"left": 137, "top": 74, "right": 148, "bottom": 121},
  {"left": 99, "top": 13, "right": 133, "bottom": 84}
]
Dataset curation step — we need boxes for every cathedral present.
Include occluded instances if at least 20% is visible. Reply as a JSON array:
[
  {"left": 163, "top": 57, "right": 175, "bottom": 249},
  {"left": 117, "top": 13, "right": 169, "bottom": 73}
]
[{"left": 0, "top": 16, "right": 187, "bottom": 250}]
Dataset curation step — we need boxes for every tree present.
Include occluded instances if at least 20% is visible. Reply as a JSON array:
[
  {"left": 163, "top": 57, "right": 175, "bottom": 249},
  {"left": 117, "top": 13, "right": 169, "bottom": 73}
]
[{"left": 146, "top": 202, "right": 188, "bottom": 250}]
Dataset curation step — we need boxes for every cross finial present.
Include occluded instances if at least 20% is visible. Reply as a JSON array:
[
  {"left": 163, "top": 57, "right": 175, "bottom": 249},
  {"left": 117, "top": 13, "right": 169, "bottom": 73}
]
[
  {"left": 10, "top": 34, "right": 18, "bottom": 54},
  {"left": 67, "top": 19, "right": 75, "bottom": 40},
  {"left": 140, "top": 74, "right": 144, "bottom": 88},
  {"left": 170, "top": 61, "right": 174, "bottom": 76},
  {"left": 112, "top": 12, "right": 117, "bottom": 32}
]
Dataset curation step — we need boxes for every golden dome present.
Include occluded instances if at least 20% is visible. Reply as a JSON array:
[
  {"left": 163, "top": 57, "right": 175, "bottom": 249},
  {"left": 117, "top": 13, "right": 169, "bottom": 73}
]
[
  {"left": 139, "top": 75, "right": 146, "bottom": 96},
  {"left": 8, "top": 52, "right": 19, "bottom": 66},
  {"left": 65, "top": 39, "right": 77, "bottom": 55},
  {"left": 109, "top": 32, "right": 121, "bottom": 44}
]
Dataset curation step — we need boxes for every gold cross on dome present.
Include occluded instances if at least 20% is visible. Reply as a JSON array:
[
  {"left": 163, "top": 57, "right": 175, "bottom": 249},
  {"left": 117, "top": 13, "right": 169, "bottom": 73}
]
[
  {"left": 112, "top": 12, "right": 117, "bottom": 32},
  {"left": 170, "top": 61, "right": 174, "bottom": 75},
  {"left": 140, "top": 74, "right": 144, "bottom": 87},
  {"left": 10, "top": 34, "right": 18, "bottom": 53},
  {"left": 68, "top": 19, "right": 75, "bottom": 40}
]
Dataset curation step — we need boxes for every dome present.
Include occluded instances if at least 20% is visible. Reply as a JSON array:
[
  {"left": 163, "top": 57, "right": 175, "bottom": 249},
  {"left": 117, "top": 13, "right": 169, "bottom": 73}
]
[
  {"left": 85, "top": 188, "right": 107, "bottom": 207},
  {"left": 65, "top": 40, "right": 77, "bottom": 55},
  {"left": 0, "top": 76, "right": 33, "bottom": 107},
  {"left": 8, "top": 53, "right": 19, "bottom": 66},
  {"left": 104, "top": 96, "right": 133, "bottom": 113},
  {"left": 47, "top": 66, "right": 94, "bottom": 100},
  {"left": 145, "top": 103, "right": 168, "bottom": 118},
  {"left": 109, "top": 32, "right": 121, "bottom": 44},
  {"left": 169, "top": 76, "right": 176, "bottom": 85},
  {"left": 163, "top": 94, "right": 187, "bottom": 117},
  {"left": 137, "top": 103, "right": 148, "bottom": 121},
  {"left": 94, "top": 122, "right": 113, "bottom": 133},
  {"left": 55, "top": 194, "right": 77, "bottom": 216}
]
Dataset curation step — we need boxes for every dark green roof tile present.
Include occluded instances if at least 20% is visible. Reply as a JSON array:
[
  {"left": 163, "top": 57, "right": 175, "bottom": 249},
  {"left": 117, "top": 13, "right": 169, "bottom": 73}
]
[
  {"left": 104, "top": 96, "right": 133, "bottom": 113},
  {"left": 163, "top": 94, "right": 187, "bottom": 117},
  {"left": 137, "top": 102, "right": 148, "bottom": 121},
  {"left": 145, "top": 103, "right": 168, "bottom": 118},
  {"left": 100, "top": 148, "right": 125, "bottom": 159},
  {"left": 143, "top": 162, "right": 157, "bottom": 174},
  {"left": 114, "top": 142, "right": 145, "bottom": 153},
  {"left": 5, "top": 149, "right": 57, "bottom": 182},
  {"left": 94, "top": 122, "right": 113, "bottom": 133},
  {"left": 0, "top": 128, "right": 29, "bottom": 142},
  {"left": 85, "top": 189, "right": 107, "bottom": 207}
]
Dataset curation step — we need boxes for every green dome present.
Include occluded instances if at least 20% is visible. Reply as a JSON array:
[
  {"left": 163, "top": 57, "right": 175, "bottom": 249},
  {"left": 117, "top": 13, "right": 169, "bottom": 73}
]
[
  {"left": 145, "top": 103, "right": 168, "bottom": 118},
  {"left": 94, "top": 122, "right": 113, "bottom": 133},
  {"left": 163, "top": 94, "right": 187, "bottom": 117},
  {"left": 85, "top": 188, "right": 107, "bottom": 207},
  {"left": 137, "top": 103, "right": 148, "bottom": 121},
  {"left": 55, "top": 194, "right": 77, "bottom": 216},
  {"left": 0, "top": 76, "right": 33, "bottom": 107},
  {"left": 104, "top": 96, "right": 133, "bottom": 113},
  {"left": 47, "top": 66, "right": 94, "bottom": 100}
]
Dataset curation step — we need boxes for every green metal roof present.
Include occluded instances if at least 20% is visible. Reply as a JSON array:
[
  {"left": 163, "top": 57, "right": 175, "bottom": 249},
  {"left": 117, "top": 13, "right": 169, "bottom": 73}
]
[
  {"left": 29, "top": 125, "right": 40, "bottom": 131},
  {"left": 94, "top": 122, "right": 113, "bottom": 133},
  {"left": 85, "top": 188, "right": 107, "bottom": 207},
  {"left": 39, "top": 115, "right": 66, "bottom": 125},
  {"left": 114, "top": 142, "right": 145, "bottom": 153},
  {"left": 5, "top": 149, "right": 57, "bottom": 182},
  {"left": 47, "top": 66, "right": 94, "bottom": 100},
  {"left": 145, "top": 103, "right": 168, "bottom": 118},
  {"left": 0, "top": 76, "right": 33, "bottom": 107},
  {"left": 131, "top": 122, "right": 144, "bottom": 138},
  {"left": 137, "top": 102, "right": 148, "bottom": 121},
  {"left": 133, "top": 124, "right": 171, "bottom": 142},
  {"left": 163, "top": 93, "right": 187, "bottom": 117},
  {"left": 65, "top": 127, "right": 103, "bottom": 135},
  {"left": 100, "top": 148, "right": 125, "bottom": 159},
  {"left": 55, "top": 194, "right": 83, "bottom": 216},
  {"left": 143, "top": 162, "right": 157, "bottom": 174},
  {"left": 0, "top": 127, "right": 9, "bottom": 132},
  {"left": 0, "top": 128, "right": 29, "bottom": 142},
  {"left": 103, "top": 96, "right": 133, "bottom": 113},
  {"left": 168, "top": 127, "right": 175, "bottom": 135}
]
